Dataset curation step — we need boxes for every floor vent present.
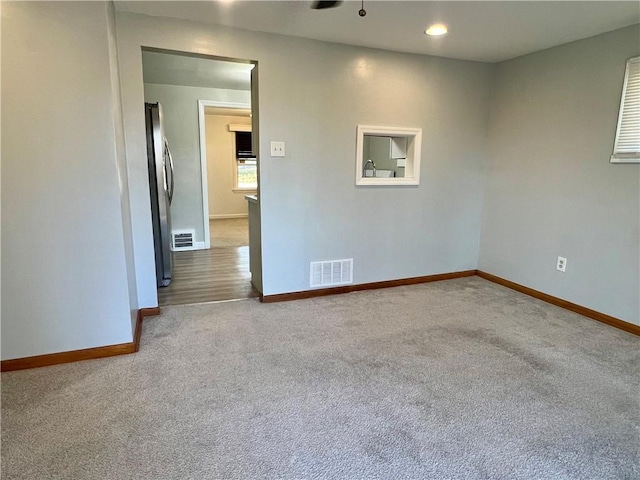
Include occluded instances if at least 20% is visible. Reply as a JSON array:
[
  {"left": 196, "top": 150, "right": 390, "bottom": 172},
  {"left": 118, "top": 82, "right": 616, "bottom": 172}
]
[
  {"left": 172, "top": 230, "right": 195, "bottom": 250},
  {"left": 310, "top": 258, "right": 353, "bottom": 288}
]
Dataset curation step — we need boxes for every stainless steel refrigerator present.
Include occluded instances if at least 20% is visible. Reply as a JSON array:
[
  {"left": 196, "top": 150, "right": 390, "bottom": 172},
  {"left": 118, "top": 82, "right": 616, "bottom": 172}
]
[{"left": 145, "top": 102, "right": 174, "bottom": 287}]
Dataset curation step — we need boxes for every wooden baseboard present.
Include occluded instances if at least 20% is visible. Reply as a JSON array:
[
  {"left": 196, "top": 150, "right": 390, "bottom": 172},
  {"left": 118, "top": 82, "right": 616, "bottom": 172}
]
[
  {"left": 262, "top": 268, "right": 638, "bottom": 336},
  {"left": 4, "top": 269, "right": 636, "bottom": 371},
  {"left": 1, "top": 307, "right": 162, "bottom": 372},
  {"left": 477, "top": 271, "right": 640, "bottom": 336},
  {"left": 140, "top": 307, "right": 161, "bottom": 317},
  {"left": 133, "top": 307, "right": 161, "bottom": 352},
  {"left": 261, "top": 270, "right": 478, "bottom": 303}
]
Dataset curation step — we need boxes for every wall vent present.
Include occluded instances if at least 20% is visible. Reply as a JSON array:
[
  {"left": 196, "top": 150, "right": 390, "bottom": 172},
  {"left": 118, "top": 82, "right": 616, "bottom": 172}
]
[
  {"left": 171, "top": 229, "right": 195, "bottom": 251},
  {"left": 310, "top": 258, "right": 353, "bottom": 288}
]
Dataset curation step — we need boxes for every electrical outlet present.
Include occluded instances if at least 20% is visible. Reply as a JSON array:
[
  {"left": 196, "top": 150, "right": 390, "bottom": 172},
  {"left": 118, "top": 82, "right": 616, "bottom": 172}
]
[
  {"left": 270, "top": 141, "right": 285, "bottom": 157},
  {"left": 556, "top": 256, "right": 567, "bottom": 272}
]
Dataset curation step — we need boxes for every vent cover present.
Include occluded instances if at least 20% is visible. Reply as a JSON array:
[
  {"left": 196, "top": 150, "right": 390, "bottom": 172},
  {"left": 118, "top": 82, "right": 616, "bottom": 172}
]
[
  {"left": 171, "top": 229, "right": 195, "bottom": 250},
  {"left": 310, "top": 258, "right": 353, "bottom": 288}
]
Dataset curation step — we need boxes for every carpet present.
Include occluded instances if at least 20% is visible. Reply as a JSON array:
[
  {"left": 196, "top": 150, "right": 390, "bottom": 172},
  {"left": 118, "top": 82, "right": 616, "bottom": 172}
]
[
  {"left": 210, "top": 218, "right": 248, "bottom": 248},
  {"left": 2, "top": 277, "right": 638, "bottom": 479}
]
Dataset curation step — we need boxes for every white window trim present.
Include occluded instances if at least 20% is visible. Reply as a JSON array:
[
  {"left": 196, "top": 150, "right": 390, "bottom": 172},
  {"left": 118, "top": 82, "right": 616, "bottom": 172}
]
[
  {"left": 611, "top": 56, "right": 640, "bottom": 164},
  {"left": 355, "top": 125, "right": 422, "bottom": 186},
  {"left": 232, "top": 188, "right": 258, "bottom": 194}
]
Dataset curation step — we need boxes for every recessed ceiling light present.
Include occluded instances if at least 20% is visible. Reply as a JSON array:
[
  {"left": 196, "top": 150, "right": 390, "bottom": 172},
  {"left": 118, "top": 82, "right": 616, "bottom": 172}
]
[{"left": 425, "top": 24, "right": 448, "bottom": 37}]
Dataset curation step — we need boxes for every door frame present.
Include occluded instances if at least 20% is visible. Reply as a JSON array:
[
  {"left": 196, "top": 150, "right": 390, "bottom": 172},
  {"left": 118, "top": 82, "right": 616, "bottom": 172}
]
[{"left": 197, "top": 99, "right": 251, "bottom": 249}]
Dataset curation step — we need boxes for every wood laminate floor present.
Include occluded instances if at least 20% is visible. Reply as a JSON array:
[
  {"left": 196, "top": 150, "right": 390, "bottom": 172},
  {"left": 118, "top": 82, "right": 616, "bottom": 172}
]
[{"left": 157, "top": 218, "right": 259, "bottom": 306}]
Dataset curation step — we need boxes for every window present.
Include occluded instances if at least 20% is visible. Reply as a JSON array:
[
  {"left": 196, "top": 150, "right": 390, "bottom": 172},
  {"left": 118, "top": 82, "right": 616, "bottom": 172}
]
[
  {"left": 229, "top": 124, "right": 257, "bottom": 191},
  {"left": 355, "top": 125, "right": 422, "bottom": 186},
  {"left": 236, "top": 158, "right": 257, "bottom": 190},
  {"left": 235, "top": 131, "right": 253, "bottom": 159},
  {"left": 611, "top": 56, "right": 640, "bottom": 164}
]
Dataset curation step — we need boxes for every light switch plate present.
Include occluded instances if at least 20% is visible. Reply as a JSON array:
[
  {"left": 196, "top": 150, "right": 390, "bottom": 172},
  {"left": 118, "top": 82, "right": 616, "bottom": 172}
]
[{"left": 270, "top": 141, "right": 285, "bottom": 157}]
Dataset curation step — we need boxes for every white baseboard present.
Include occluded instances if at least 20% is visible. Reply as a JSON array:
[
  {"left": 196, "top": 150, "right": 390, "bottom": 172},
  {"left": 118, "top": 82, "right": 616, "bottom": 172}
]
[{"left": 209, "top": 214, "right": 248, "bottom": 220}]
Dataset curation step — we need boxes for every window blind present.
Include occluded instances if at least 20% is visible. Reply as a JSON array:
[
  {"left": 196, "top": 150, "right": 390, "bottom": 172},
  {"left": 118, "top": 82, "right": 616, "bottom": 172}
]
[{"left": 611, "top": 56, "right": 640, "bottom": 163}]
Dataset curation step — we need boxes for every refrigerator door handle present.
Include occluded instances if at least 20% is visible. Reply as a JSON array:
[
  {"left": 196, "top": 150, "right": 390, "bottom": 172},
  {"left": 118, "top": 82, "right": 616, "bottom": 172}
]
[{"left": 164, "top": 138, "right": 175, "bottom": 204}]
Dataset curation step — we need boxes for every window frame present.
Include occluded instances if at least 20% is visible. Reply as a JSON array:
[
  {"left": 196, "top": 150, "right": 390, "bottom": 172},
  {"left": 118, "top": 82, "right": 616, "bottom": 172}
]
[
  {"left": 355, "top": 125, "right": 423, "bottom": 186},
  {"left": 233, "top": 157, "right": 258, "bottom": 192},
  {"left": 229, "top": 123, "right": 258, "bottom": 192}
]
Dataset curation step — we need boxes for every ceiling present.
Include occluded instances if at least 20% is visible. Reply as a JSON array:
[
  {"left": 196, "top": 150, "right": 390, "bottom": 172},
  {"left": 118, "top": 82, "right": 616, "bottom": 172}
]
[{"left": 115, "top": 1, "right": 640, "bottom": 63}]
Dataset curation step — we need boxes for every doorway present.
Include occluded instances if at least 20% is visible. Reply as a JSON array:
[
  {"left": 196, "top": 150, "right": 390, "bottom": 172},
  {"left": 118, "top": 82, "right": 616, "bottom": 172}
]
[
  {"left": 198, "top": 102, "right": 254, "bottom": 249},
  {"left": 141, "top": 48, "right": 260, "bottom": 306}
]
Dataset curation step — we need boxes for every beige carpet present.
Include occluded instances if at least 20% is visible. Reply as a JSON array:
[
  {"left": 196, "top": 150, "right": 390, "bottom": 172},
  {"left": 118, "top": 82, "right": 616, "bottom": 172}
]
[
  {"left": 2, "top": 277, "right": 639, "bottom": 479},
  {"left": 209, "top": 218, "right": 248, "bottom": 248}
]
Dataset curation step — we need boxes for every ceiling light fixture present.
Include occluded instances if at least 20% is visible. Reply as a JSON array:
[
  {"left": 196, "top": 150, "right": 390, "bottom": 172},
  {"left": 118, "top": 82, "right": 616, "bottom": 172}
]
[
  {"left": 358, "top": 0, "right": 366, "bottom": 17},
  {"left": 425, "top": 24, "right": 448, "bottom": 37}
]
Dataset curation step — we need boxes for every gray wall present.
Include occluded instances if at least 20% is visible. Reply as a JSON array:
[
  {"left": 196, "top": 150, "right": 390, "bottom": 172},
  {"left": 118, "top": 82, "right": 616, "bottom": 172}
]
[
  {"left": 1, "top": 1, "right": 136, "bottom": 360},
  {"left": 254, "top": 39, "right": 493, "bottom": 296},
  {"left": 480, "top": 25, "right": 640, "bottom": 325},
  {"left": 143, "top": 83, "right": 251, "bottom": 244},
  {"left": 117, "top": 12, "right": 493, "bottom": 303},
  {"left": 2, "top": 4, "right": 635, "bottom": 363},
  {"left": 107, "top": 1, "right": 139, "bottom": 333}
]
